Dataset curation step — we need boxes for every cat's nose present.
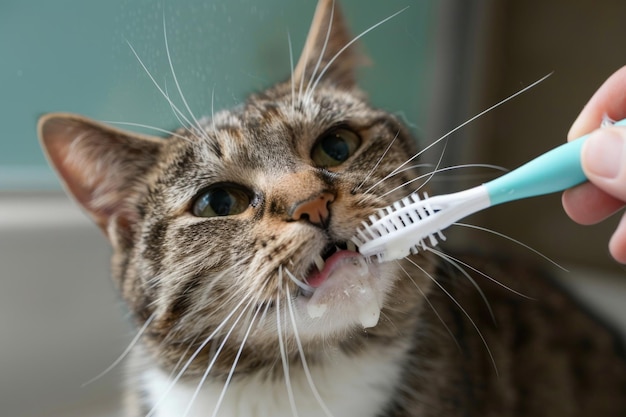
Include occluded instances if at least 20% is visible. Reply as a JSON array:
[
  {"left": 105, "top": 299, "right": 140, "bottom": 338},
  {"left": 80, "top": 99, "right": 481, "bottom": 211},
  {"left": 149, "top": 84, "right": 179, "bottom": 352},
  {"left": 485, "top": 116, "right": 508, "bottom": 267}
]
[{"left": 289, "top": 191, "right": 335, "bottom": 228}]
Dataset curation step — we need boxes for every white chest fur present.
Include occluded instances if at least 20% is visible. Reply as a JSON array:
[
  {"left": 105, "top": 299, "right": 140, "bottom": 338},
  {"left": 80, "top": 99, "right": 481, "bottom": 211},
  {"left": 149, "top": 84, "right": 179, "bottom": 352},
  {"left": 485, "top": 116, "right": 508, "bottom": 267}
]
[{"left": 142, "top": 345, "right": 406, "bottom": 417}]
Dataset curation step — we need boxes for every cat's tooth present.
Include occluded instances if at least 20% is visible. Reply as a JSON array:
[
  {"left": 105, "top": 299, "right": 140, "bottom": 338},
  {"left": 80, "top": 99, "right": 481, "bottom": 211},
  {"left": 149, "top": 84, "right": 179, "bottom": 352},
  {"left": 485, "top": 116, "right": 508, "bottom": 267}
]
[
  {"left": 353, "top": 256, "right": 369, "bottom": 276},
  {"left": 347, "top": 241, "right": 357, "bottom": 252},
  {"left": 314, "top": 254, "right": 325, "bottom": 271}
]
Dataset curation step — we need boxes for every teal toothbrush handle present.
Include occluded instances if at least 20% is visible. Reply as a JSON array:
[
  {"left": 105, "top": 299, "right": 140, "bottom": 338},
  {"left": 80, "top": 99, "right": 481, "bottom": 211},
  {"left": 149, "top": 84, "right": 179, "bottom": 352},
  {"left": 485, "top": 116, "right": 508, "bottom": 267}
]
[{"left": 485, "top": 118, "right": 626, "bottom": 206}]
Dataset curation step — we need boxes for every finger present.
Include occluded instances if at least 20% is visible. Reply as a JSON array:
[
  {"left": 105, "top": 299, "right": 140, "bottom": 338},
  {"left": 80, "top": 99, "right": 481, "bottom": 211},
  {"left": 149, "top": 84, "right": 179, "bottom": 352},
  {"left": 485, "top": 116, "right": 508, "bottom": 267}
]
[
  {"left": 568, "top": 65, "right": 626, "bottom": 141},
  {"left": 562, "top": 182, "right": 625, "bottom": 225},
  {"left": 581, "top": 127, "right": 626, "bottom": 202},
  {"left": 609, "top": 212, "right": 626, "bottom": 264}
]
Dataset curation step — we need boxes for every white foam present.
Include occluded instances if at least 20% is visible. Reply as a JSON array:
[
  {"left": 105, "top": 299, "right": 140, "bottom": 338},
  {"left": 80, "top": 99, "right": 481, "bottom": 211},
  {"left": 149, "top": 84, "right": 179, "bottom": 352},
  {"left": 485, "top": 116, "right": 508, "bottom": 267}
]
[{"left": 306, "top": 255, "right": 382, "bottom": 328}]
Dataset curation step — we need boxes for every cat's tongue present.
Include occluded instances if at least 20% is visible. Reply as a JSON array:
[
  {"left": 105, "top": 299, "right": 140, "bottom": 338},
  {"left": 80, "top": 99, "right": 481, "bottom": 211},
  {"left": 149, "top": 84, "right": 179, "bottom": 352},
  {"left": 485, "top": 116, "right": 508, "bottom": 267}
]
[{"left": 306, "top": 251, "right": 382, "bottom": 328}]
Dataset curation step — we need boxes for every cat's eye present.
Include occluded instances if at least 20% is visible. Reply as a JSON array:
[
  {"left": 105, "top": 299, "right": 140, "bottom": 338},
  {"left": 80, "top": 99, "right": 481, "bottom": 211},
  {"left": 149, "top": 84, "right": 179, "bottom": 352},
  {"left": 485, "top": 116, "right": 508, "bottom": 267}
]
[
  {"left": 192, "top": 185, "right": 251, "bottom": 217},
  {"left": 311, "top": 128, "right": 361, "bottom": 167}
]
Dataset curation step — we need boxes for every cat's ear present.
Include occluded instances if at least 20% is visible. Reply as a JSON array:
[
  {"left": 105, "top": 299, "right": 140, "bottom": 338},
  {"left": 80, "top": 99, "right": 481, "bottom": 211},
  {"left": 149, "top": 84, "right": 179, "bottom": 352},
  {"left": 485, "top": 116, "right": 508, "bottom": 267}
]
[
  {"left": 38, "top": 113, "right": 163, "bottom": 237},
  {"left": 293, "top": 0, "right": 365, "bottom": 90}
]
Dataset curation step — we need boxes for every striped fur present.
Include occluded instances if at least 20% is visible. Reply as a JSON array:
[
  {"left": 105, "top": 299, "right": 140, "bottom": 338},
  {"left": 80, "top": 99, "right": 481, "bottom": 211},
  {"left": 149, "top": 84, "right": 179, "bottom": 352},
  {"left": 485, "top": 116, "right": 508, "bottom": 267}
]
[{"left": 39, "top": 0, "right": 626, "bottom": 415}]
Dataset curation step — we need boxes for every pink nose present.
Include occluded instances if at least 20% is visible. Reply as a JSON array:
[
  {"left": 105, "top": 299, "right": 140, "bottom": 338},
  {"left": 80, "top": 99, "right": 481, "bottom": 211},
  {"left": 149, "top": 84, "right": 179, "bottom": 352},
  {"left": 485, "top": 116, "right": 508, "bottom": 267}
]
[{"left": 290, "top": 191, "right": 335, "bottom": 227}]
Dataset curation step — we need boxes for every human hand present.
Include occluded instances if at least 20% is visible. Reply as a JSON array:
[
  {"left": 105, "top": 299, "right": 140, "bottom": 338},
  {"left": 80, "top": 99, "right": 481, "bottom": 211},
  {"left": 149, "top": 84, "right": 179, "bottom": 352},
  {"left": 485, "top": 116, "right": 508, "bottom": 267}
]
[{"left": 562, "top": 66, "right": 626, "bottom": 263}]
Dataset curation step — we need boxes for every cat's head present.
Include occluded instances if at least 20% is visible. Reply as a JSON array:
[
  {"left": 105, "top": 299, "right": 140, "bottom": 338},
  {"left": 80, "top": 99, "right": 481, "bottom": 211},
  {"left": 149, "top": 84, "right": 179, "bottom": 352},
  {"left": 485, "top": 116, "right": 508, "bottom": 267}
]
[{"left": 39, "top": 0, "right": 434, "bottom": 377}]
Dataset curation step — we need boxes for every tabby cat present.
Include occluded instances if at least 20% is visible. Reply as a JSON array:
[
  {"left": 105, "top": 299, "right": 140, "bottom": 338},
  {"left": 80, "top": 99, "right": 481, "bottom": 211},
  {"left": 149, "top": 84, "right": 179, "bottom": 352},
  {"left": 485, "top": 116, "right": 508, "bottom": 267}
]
[{"left": 38, "top": 0, "right": 626, "bottom": 416}]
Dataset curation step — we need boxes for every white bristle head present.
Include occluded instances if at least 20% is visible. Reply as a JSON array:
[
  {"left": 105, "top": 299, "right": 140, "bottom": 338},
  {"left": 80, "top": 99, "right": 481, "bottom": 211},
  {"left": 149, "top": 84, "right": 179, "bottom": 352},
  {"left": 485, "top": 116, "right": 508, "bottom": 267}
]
[
  {"left": 351, "top": 236, "right": 363, "bottom": 247},
  {"left": 374, "top": 224, "right": 387, "bottom": 237},
  {"left": 353, "top": 191, "right": 441, "bottom": 261},
  {"left": 352, "top": 186, "right": 492, "bottom": 262},
  {"left": 426, "top": 233, "right": 438, "bottom": 247},
  {"left": 358, "top": 226, "right": 375, "bottom": 241}
]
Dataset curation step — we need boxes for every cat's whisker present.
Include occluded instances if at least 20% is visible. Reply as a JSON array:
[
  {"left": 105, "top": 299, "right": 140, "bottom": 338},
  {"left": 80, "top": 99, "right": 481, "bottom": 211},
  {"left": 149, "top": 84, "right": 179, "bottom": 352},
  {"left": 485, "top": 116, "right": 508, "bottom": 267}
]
[
  {"left": 284, "top": 267, "right": 315, "bottom": 294},
  {"left": 405, "top": 257, "right": 499, "bottom": 377},
  {"left": 276, "top": 289, "right": 300, "bottom": 417},
  {"left": 377, "top": 72, "right": 554, "bottom": 191},
  {"left": 82, "top": 312, "right": 156, "bottom": 387},
  {"left": 145, "top": 295, "right": 256, "bottom": 417},
  {"left": 285, "top": 282, "right": 335, "bottom": 417},
  {"left": 126, "top": 40, "right": 197, "bottom": 137},
  {"left": 414, "top": 136, "right": 449, "bottom": 194},
  {"left": 145, "top": 266, "right": 234, "bottom": 313},
  {"left": 296, "top": 42, "right": 310, "bottom": 107},
  {"left": 258, "top": 295, "right": 274, "bottom": 326},
  {"left": 277, "top": 264, "right": 286, "bottom": 295},
  {"left": 424, "top": 249, "right": 496, "bottom": 324},
  {"left": 305, "top": 6, "right": 408, "bottom": 102},
  {"left": 361, "top": 163, "right": 432, "bottom": 195},
  {"left": 183, "top": 334, "right": 232, "bottom": 417},
  {"left": 210, "top": 87, "right": 217, "bottom": 133},
  {"left": 127, "top": 41, "right": 199, "bottom": 145},
  {"left": 162, "top": 78, "right": 187, "bottom": 126},
  {"left": 353, "top": 130, "right": 400, "bottom": 192},
  {"left": 396, "top": 262, "right": 461, "bottom": 352},
  {"left": 287, "top": 32, "right": 297, "bottom": 115},
  {"left": 419, "top": 166, "right": 509, "bottom": 186},
  {"left": 303, "top": 0, "right": 335, "bottom": 101},
  {"left": 102, "top": 121, "right": 191, "bottom": 142},
  {"left": 429, "top": 246, "right": 533, "bottom": 303},
  {"left": 377, "top": 310, "right": 397, "bottom": 332},
  {"left": 167, "top": 333, "right": 202, "bottom": 381},
  {"left": 453, "top": 222, "right": 567, "bottom": 272},
  {"left": 414, "top": 163, "right": 508, "bottom": 191},
  {"left": 163, "top": 81, "right": 200, "bottom": 141},
  {"left": 376, "top": 164, "right": 506, "bottom": 199},
  {"left": 181, "top": 306, "right": 247, "bottom": 417},
  {"left": 363, "top": 137, "right": 447, "bottom": 197},
  {"left": 211, "top": 304, "right": 262, "bottom": 417},
  {"left": 162, "top": 13, "right": 212, "bottom": 143}
]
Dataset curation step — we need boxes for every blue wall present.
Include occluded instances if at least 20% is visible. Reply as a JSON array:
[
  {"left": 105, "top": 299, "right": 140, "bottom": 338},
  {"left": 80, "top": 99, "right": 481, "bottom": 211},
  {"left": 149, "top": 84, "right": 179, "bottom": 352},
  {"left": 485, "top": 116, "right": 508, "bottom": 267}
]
[{"left": 0, "top": 0, "right": 435, "bottom": 189}]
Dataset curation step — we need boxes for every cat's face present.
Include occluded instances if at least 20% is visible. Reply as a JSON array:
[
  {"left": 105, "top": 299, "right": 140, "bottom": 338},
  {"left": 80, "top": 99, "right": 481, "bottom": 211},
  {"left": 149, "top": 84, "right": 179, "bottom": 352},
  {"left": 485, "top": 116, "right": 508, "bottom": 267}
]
[{"left": 39, "top": 0, "right": 433, "bottom": 378}]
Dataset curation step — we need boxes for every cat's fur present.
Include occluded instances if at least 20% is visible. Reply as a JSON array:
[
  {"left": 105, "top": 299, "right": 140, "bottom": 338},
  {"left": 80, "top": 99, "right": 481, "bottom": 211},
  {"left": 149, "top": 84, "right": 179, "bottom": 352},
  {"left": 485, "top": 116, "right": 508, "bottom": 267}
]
[{"left": 39, "top": 0, "right": 626, "bottom": 416}]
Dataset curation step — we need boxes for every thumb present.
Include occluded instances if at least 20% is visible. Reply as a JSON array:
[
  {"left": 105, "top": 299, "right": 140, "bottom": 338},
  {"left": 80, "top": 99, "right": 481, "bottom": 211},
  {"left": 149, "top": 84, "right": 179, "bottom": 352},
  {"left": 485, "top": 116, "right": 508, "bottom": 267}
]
[{"left": 581, "top": 126, "right": 626, "bottom": 202}]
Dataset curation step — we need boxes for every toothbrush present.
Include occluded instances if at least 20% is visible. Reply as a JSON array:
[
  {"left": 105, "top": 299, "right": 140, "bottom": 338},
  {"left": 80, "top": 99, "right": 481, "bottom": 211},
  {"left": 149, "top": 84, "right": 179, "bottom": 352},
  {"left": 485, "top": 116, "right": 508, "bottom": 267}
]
[{"left": 352, "top": 118, "right": 626, "bottom": 263}]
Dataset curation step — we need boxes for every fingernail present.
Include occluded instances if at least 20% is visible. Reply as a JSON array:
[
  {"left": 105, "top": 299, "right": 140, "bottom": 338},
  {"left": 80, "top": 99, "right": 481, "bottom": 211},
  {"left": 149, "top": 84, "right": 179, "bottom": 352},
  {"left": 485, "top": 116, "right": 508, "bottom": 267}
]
[{"left": 583, "top": 128, "right": 625, "bottom": 179}]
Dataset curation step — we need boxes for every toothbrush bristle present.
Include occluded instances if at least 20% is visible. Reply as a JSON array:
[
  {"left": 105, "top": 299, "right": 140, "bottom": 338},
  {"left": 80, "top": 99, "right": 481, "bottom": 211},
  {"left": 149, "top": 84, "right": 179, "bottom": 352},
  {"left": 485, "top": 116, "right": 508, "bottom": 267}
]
[{"left": 354, "top": 192, "right": 445, "bottom": 261}]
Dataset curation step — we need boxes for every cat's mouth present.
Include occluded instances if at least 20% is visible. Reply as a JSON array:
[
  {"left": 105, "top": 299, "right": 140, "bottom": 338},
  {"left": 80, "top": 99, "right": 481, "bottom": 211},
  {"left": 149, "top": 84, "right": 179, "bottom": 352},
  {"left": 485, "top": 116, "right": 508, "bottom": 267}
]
[
  {"left": 304, "top": 241, "right": 356, "bottom": 288},
  {"left": 297, "top": 241, "right": 383, "bottom": 329}
]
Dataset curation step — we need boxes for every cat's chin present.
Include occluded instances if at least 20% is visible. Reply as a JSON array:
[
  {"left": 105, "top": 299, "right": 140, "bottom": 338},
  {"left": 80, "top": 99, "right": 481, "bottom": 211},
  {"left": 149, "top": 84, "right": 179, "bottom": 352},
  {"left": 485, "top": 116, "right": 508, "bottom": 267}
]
[{"left": 296, "top": 251, "right": 389, "bottom": 334}]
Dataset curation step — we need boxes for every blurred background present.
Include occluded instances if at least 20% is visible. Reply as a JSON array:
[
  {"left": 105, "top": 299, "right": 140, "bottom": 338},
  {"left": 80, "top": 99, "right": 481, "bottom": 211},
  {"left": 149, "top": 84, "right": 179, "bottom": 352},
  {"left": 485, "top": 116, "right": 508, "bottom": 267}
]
[{"left": 1, "top": 0, "right": 625, "bottom": 416}]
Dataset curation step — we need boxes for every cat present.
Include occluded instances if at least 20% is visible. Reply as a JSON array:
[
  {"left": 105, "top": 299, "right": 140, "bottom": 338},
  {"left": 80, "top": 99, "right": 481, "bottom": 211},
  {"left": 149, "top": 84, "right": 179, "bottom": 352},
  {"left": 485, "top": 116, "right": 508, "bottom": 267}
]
[{"left": 38, "top": 0, "right": 626, "bottom": 416}]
